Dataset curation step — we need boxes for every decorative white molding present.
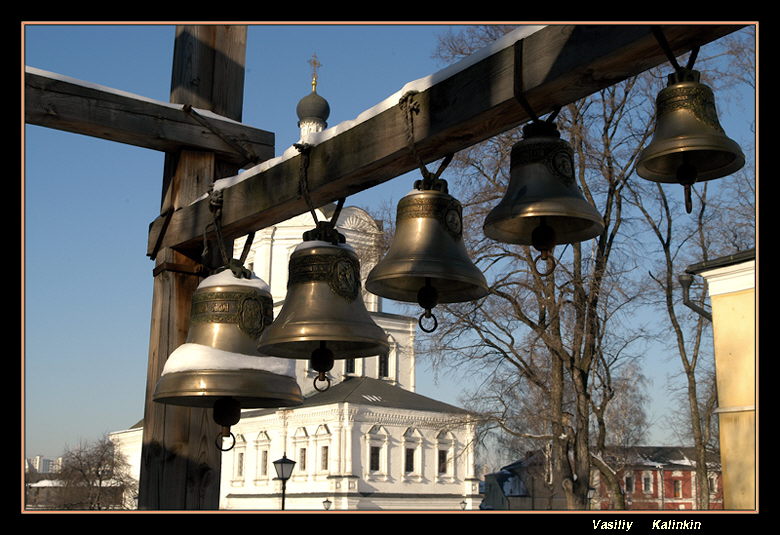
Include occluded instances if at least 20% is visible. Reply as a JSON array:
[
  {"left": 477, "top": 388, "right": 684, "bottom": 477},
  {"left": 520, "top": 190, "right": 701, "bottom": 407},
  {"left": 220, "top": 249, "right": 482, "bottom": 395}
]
[{"left": 700, "top": 260, "right": 755, "bottom": 297}]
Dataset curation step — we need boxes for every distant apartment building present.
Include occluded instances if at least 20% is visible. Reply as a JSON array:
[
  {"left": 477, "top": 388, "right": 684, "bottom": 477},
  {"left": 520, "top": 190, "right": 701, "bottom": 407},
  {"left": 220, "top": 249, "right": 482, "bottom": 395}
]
[{"left": 25, "top": 455, "right": 62, "bottom": 474}]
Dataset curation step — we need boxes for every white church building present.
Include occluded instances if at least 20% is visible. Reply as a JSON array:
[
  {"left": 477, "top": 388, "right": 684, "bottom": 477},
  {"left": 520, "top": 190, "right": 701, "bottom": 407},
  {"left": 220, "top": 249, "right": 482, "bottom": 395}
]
[{"left": 110, "top": 70, "right": 481, "bottom": 511}]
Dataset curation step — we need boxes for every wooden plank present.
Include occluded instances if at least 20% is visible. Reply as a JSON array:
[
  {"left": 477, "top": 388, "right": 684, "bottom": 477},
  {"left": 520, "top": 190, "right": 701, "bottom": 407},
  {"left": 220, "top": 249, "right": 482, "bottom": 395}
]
[
  {"left": 147, "top": 23, "right": 743, "bottom": 256},
  {"left": 25, "top": 66, "right": 273, "bottom": 168}
]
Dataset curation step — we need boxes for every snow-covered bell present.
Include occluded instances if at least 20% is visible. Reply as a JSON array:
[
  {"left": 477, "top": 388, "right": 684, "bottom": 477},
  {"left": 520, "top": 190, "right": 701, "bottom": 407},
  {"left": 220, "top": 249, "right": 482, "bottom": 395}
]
[{"left": 153, "top": 267, "right": 303, "bottom": 447}]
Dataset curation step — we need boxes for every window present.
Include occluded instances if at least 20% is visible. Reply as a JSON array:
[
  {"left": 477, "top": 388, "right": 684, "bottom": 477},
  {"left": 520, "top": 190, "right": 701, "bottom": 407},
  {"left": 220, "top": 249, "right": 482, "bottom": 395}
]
[
  {"left": 292, "top": 427, "right": 309, "bottom": 478},
  {"left": 402, "top": 427, "right": 423, "bottom": 480},
  {"left": 254, "top": 431, "right": 271, "bottom": 482},
  {"left": 236, "top": 452, "right": 244, "bottom": 477},
  {"left": 345, "top": 358, "right": 355, "bottom": 374},
  {"left": 625, "top": 475, "right": 634, "bottom": 494},
  {"left": 321, "top": 446, "right": 329, "bottom": 471},
  {"left": 231, "top": 434, "right": 247, "bottom": 485},
  {"left": 643, "top": 475, "right": 652, "bottom": 493},
  {"left": 299, "top": 447, "right": 307, "bottom": 471},
  {"left": 673, "top": 480, "right": 682, "bottom": 498},
  {"left": 405, "top": 448, "right": 415, "bottom": 473},
  {"left": 378, "top": 353, "right": 389, "bottom": 378},
  {"left": 438, "top": 450, "right": 447, "bottom": 474},
  {"left": 366, "top": 425, "right": 390, "bottom": 480},
  {"left": 436, "top": 430, "right": 455, "bottom": 480},
  {"left": 260, "top": 449, "right": 268, "bottom": 476},
  {"left": 370, "top": 446, "right": 381, "bottom": 472},
  {"left": 708, "top": 475, "right": 718, "bottom": 494}
]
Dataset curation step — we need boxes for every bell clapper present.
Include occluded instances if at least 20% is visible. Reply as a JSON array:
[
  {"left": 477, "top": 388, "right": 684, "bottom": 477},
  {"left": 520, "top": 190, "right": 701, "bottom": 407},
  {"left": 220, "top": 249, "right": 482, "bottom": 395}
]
[
  {"left": 531, "top": 218, "right": 557, "bottom": 276},
  {"left": 676, "top": 157, "right": 698, "bottom": 215},
  {"left": 213, "top": 397, "right": 241, "bottom": 452},
  {"left": 311, "top": 341, "right": 335, "bottom": 392},
  {"left": 417, "top": 278, "right": 439, "bottom": 333}
]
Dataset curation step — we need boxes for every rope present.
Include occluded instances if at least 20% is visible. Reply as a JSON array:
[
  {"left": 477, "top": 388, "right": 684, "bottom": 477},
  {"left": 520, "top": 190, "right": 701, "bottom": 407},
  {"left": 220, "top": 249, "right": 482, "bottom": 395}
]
[
  {"left": 183, "top": 104, "right": 260, "bottom": 167},
  {"left": 651, "top": 26, "right": 700, "bottom": 73},
  {"left": 399, "top": 90, "right": 454, "bottom": 191},
  {"left": 294, "top": 143, "right": 320, "bottom": 224}
]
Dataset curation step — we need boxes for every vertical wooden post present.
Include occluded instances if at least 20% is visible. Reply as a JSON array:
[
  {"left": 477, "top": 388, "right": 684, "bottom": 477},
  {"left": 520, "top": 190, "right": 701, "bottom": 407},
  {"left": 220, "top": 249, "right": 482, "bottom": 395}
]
[{"left": 138, "top": 25, "right": 247, "bottom": 510}]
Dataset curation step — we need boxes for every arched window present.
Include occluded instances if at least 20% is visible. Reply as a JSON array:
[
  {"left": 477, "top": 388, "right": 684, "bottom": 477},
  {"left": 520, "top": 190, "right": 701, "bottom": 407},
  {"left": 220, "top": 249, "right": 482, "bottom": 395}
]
[
  {"left": 436, "top": 429, "right": 456, "bottom": 481},
  {"left": 315, "top": 424, "right": 332, "bottom": 475},
  {"left": 231, "top": 434, "right": 247, "bottom": 486},
  {"left": 402, "top": 427, "right": 424, "bottom": 481},
  {"left": 365, "top": 424, "right": 390, "bottom": 481},
  {"left": 254, "top": 431, "right": 271, "bottom": 482}
]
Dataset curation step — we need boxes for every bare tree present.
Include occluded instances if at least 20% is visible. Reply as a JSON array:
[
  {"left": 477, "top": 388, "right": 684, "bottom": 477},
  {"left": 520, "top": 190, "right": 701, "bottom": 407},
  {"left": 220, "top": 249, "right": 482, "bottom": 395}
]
[
  {"left": 413, "top": 25, "right": 658, "bottom": 510},
  {"left": 54, "top": 435, "right": 137, "bottom": 510}
]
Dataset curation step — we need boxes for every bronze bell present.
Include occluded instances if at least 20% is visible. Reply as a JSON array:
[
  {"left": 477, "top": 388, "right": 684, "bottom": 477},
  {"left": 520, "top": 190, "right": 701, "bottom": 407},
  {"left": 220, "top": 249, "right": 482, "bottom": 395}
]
[
  {"left": 257, "top": 225, "right": 389, "bottom": 391},
  {"left": 637, "top": 68, "right": 745, "bottom": 212},
  {"left": 365, "top": 182, "right": 488, "bottom": 332},
  {"left": 483, "top": 121, "right": 604, "bottom": 261},
  {"left": 153, "top": 267, "right": 303, "bottom": 446}
]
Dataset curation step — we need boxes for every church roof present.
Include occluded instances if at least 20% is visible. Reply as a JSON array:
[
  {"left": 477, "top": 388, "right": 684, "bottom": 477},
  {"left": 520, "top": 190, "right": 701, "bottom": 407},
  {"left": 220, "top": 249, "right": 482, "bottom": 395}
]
[{"left": 242, "top": 376, "right": 470, "bottom": 417}]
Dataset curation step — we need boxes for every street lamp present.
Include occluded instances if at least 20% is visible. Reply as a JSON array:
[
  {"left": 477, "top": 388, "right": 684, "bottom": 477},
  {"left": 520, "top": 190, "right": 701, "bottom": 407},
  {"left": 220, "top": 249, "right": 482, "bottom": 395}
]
[
  {"left": 460, "top": 500, "right": 468, "bottom": 510},
  {"left": 273, "top": 453, "right": 296, "bottom": 510},
  {"left": 323, "top": 498, "right": 332, "bottom": 510}
]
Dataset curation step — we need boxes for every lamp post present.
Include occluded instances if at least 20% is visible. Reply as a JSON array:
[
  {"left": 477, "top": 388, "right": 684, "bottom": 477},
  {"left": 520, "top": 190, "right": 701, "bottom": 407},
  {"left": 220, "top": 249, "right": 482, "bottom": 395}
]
[
  {"left": 323, "top": 498, "right": 332, "bottom": 510},
  {"left": 273, "top": 453, "right": 296, "bottom": 510}
]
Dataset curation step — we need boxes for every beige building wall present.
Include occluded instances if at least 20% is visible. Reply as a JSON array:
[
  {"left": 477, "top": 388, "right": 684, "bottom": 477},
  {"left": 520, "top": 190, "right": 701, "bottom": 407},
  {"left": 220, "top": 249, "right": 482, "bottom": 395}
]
[{"left": 697, "top": 255, "right": 756, "bottom": 510}]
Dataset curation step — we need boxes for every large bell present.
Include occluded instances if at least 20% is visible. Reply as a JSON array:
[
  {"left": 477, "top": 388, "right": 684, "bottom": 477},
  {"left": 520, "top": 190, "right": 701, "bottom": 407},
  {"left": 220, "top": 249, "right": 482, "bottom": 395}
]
[
  {"left": 637, "top": 69, "right": 744, "bottom": 212},
  {"left": 483, "top": 121, "right": 604, "bottom": 257},
  {"left": 257, "top": 227, "right": 389, "bottom": 390},
  {"left": 365, "top": 183, "right": 488, "bottom": 331},
  {"left": 153, "top": 267, "right": 303, "bottom": 411}
]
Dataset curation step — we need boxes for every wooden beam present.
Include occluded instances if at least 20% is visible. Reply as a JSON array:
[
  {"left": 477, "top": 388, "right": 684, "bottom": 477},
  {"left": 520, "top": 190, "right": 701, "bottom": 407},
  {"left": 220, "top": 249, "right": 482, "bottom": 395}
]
[
  {"left": 139, "top": 25, "right": 247, "bottom": 511},
  {"left": 147, "top": 23, "right": 744, "bottom": 256},
  {"left": 25, "top": 66, "right": 274, "bottom": 168}
]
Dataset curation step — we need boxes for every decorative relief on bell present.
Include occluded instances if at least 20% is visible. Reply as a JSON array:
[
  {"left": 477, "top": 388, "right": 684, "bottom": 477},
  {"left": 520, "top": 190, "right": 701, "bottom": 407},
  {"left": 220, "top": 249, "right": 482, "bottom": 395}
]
[
  {"left": 396, "top": 193, "right": 464, "bottom": 240},
  {"left": 288, "top": 247, "right": 360, "bottom": 302},
  {"left": 510, "top": 138, "right": 576, "bottom": 187},
  {"left": 190, "top": 288, "right": 272, "bottom": 339},
  {"left": 656, "top": 83, "right": 724, "bottom": 134}
]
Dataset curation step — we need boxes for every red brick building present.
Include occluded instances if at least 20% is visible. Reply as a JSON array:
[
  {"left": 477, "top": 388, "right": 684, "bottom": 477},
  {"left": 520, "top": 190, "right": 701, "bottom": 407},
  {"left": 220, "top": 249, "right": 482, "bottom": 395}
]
[
  {"left": 480, "top": 446, "right": 722, "bottom": 510},
  {"left": 591, "top": 447, "right": 723, "bottom": 510}
]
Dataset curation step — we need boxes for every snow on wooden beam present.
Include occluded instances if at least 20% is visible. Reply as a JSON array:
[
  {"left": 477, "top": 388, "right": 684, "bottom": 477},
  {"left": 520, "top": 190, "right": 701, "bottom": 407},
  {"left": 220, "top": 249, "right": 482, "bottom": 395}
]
[{"left": 24, "top": 66, "right": 275, "bottom": 168}]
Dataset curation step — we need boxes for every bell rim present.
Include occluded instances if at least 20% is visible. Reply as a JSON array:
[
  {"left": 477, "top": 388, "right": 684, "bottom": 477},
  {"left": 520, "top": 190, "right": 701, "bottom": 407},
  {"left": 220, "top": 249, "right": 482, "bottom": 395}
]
[
  {"left": 483, "top": 204, "right": 604, "bottom": 246},
  {"left": 153, "top": 368, "right": 303, "bottom": 408},
  {"left": 365, "top": 269, "right": 488, "bottom": 303},
  {"left": 636, "top": 142, "right": 746, "bottom": 183},
  {"left": 257, "top": 335, "right": 389, "bottom": 360}
]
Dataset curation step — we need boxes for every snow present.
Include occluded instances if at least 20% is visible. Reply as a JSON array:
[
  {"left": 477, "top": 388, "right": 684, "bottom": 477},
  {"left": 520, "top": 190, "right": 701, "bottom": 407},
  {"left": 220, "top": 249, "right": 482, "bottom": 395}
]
[
  {"left": 198, "top": 268, "right": 270, "bottom": 292},
  {"left": 25, "top": 65, "right": 245, "bottom": 127},
  {"left": 161, "top": 342, "right": 296, "bottom": 377},
  {"left": 293, "top": 239, "right": 355, "bottom": 253}
]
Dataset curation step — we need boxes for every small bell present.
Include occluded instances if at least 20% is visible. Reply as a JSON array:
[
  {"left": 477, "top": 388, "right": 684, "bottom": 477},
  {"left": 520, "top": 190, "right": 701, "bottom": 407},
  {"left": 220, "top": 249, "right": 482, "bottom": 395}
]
[
  {"left": 637, "top": 68, "right": 745, "bottom": 213},
  {"left": 483, "top": 120, "right": 604, "bottom": 270},
  {"left": 153, "top": 267, "right": 303, "bottom": 449},
  {"left": 365, "top": 181, "right": 488, "bottom": 332},
  {"left": 257, "top": 224, "right": 389, "bottom": 391}
]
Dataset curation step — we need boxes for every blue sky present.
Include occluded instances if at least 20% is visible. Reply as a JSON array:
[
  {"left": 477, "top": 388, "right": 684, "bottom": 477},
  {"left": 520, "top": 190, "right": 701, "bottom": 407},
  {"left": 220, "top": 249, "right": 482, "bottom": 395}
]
[{"left": 23, "top": 23, "right": 755, "bottom": 461}]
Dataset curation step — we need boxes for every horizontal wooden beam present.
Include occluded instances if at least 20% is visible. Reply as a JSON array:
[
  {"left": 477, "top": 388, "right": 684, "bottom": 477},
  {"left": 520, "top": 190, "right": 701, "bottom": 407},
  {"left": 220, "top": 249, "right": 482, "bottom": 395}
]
[
  {"left": 141, "top": 23, "right": 744, "bottom": 257},
  {"left": 25, "top": 67, "right": 274, "bottom": 167}
]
